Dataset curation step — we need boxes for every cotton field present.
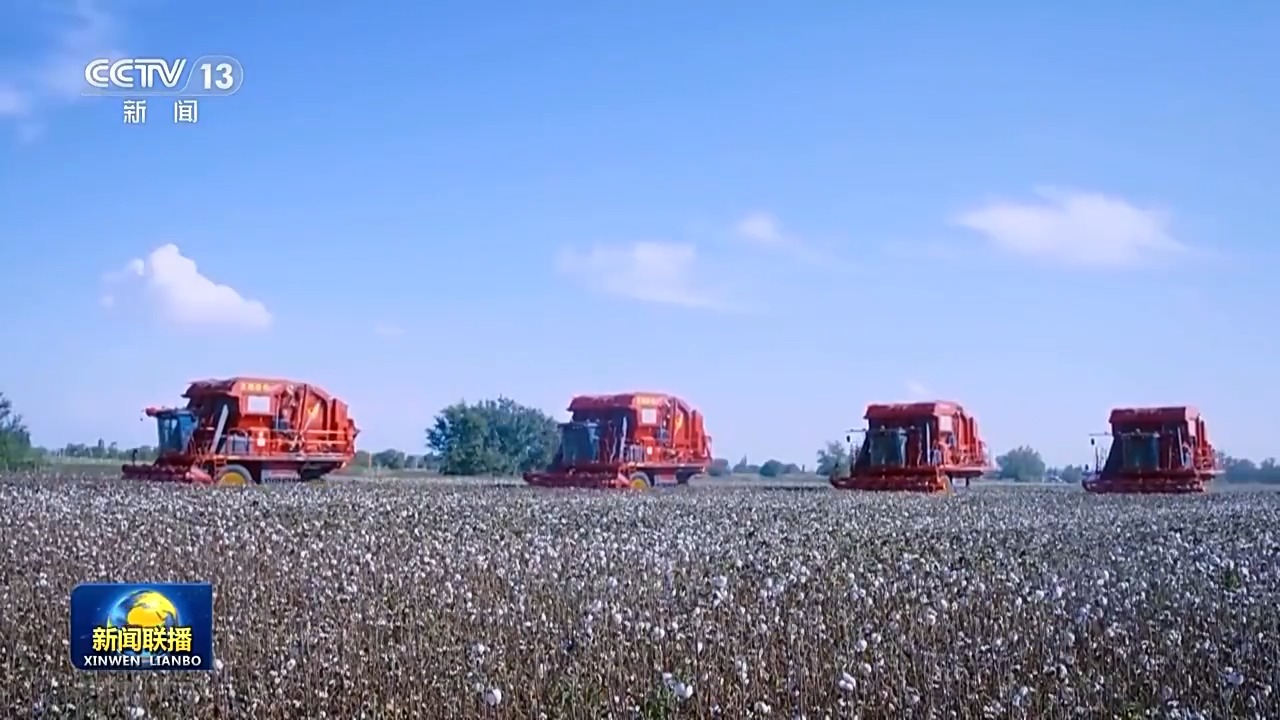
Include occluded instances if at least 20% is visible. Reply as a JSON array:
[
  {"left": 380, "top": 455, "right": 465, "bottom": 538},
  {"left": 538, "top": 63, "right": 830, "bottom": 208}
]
[{"left": 2, "top": 474, "right": 1278, "bottom": 719}]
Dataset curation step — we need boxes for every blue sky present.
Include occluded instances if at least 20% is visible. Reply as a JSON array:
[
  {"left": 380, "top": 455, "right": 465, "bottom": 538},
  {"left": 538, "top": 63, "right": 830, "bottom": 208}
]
[{"left": 1, "top": 1, "right": 1277, "bottom": 467}]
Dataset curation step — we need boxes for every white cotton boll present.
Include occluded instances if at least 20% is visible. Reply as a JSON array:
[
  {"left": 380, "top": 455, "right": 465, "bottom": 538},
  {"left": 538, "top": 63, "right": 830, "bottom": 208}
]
[{"left": 483, "top": 687, "right": 503, "bottom": 707}]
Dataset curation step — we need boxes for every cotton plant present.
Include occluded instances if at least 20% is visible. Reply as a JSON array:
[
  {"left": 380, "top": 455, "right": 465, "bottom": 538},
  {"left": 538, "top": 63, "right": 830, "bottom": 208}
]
[{"left": 0, "top": 470, "right": 1277, "bottom": 718}]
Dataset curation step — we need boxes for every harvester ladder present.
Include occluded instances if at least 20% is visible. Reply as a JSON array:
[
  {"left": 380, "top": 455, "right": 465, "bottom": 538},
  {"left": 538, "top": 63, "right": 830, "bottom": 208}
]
[{"left": 207, "top": 450, "right": 226, "bottom": 482}]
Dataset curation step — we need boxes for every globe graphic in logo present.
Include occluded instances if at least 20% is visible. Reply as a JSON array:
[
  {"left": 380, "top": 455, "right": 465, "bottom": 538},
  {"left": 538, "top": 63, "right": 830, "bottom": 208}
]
[{"left": 105, "top": 590, "right": 181, "bottom": 656}]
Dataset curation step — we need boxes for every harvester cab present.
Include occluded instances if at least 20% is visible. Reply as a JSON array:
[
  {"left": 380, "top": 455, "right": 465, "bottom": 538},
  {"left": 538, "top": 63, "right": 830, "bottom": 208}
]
[
  {"left": 1083, "top": 406, "right": 1219, "bottom": 494},
  {"left": 552, "top": 411, "right": 605, "bottom": 462},
  {"left": 831, "top": 401, "right": 990, "bottom": 493},
  {"left": 556, "top": 412, "right": 643, "bottom": 465},
  {"left": 557, "top": 418, "right": 602, "bottom": 464},
  {"left": 153, "top": 407, "right": 198, "bottom": 453},
  {"left": 525, "top": 392, "right": 712, "bottom": 490}
]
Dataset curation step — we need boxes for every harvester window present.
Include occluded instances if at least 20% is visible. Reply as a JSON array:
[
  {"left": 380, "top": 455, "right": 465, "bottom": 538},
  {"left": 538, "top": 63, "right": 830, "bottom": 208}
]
[
  {"left": 868, "top": 428, "right": 908, "bottom": 466},
  {"left": 938, "top": 415, "right": 954, "bottom": 433},
  {"left": 639, "top": 408, "right": 658, "bottom": 425},
  {"left": 157, "top": 417, "right": 180, "bottom": 452},
  {"left": 156, "top": 412, "right": 196, "bottom": 453},
  {"left": 559, "top": 421, "right": 601, "bottom": 464},
  {"left": 246, "top": 394, "right": 271, "bottom": 414},
  {"left": 1121, "top": 432, "right": 1160, "bottom": 471}
]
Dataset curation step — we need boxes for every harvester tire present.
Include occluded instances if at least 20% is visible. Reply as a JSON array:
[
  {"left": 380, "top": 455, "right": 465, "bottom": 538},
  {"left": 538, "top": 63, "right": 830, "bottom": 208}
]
[
  {"left": 215, "top": 464, "right": 254, "bottom": 487},
  {"left": 628, "top": 472, "right": 651, "bottom": 490}
]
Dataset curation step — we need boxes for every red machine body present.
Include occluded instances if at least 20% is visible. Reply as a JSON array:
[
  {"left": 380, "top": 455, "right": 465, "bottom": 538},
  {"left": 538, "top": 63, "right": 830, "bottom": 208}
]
[
  {"left": 524, "top": 392, "right": 713, "bottom": 489},
  {"left": 121, "top": 377, "right": 359, "bottom": 486},
  {"left": 831, "top": 400, "right": 990, "bottom": 493},
  {"left": 1083, "top": 406, "right": 1219, "bottom": 494}
]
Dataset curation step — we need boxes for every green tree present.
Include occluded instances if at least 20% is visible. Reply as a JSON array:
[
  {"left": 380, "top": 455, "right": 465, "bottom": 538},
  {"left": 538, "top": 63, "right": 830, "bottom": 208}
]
[
  {"left": 350, "top": 449, "right": 372, "bottom": 469},
  {"left": 372, "top": 448, "right": 407, "bottom": 470},
  {"left": 1216, "top": 452, "right": 1280, "bottom": 484},
  {"left": 815, "top": 440, "right": 851, "bottom": 477},
  {"left": 1261, "top": 458, "right": 1279, "bottom": 477},
  {"left": 419, "top": 452, "right": 442, "bottom": 472},
  {"left": 996, "top": 445, "right": 1046, "bottom": 482},
  {"left": 707, "top": 458, "right": 732, "bottom": 477},
  {"left": 732, "top": 455, "right": 751, "bottom": 474},
  {"left": 1058, "top": 464, "right": 1086, "bottom": 484},
  {"left": 426, "top": 397, "right": 559, "bottom": 476},
  {"left": 759, "top": 459, "right": 784, "bottom": 478},
  {"left": 0, "top": 393, "right": 34, "bottom": 470}
]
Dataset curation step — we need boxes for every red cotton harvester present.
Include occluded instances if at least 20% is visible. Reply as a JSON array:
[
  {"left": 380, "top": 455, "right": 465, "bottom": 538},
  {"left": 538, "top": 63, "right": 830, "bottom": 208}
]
[
  {"left": 121, "top": 377, "right": 359, "bottom": 486},
  {"left": 1082, "top": 406, "right": 1219, "bottom": 494},
  {"left": 831, "top": 401, "right": 990, "bottom": 493},
  {"left": 524, "top": 392, "right": 713, "bottom": 489}
]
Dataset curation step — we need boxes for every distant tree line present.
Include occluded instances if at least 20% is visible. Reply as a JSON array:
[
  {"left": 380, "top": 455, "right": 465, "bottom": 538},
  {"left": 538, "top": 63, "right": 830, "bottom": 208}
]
[
  {"left": 349, "top": 449, "right": 442, "bottom": 472},
  {"left": 704, "top": 457, "right": 806, "bottom": 478},
  {"left": 1211, "top": 453, "right": 1280, "bottom": 484},
  {"left": 32, "top": 440, "right": 159, "bottom": 462},
  {"left": 3, "top": 391, "right": 1278, "bottom": 484}
]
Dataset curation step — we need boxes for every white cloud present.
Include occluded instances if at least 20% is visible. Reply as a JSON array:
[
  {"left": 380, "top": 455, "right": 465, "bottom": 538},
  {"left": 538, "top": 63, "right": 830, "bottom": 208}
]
[
  {"left": 0, "top": 0, "right": 123, "bottom": 137},
  {"left": 555, "top": 241, "right": 729, "bottom": 310},
  {"left": 104, "top": 244, "right": 272, "bottom": 331},
  {"left": 906, "top": 380, "right": 931, "bottom": 400},
  {"left": 953, "top": 187, "right": 1186, "bottom": 267},
  {"left": 736, "top": 212, "right": 787, "bottom": 247},
  {"left": 733, "top": 211, "right": 847, "bottom": 268},
  {"left": 373, "top": 323, "right": 404, "bottom": 338}
]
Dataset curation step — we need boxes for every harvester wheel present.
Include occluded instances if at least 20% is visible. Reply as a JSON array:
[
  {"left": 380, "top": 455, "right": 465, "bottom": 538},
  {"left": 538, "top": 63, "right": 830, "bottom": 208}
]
[
  {"left": 215, "top": 464, "right": 254, "bottom": 487},
  {"left": 628, "top": 472, "right": 651, "bottom": 490}
]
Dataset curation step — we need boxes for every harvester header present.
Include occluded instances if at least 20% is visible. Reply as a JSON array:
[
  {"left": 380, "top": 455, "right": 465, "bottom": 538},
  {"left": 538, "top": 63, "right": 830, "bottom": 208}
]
[
  {"left": 831, "top": 400, "right": 990, "bottom": 493},
  {"left": 1084, "top": 405, "right": 1219, "bottom": 493},
  {"left": 525, "top": 391, "right": 713, "bottom": 489},
  {"left": 123, "top": 376, "right": 359, "bottom": 486}
]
